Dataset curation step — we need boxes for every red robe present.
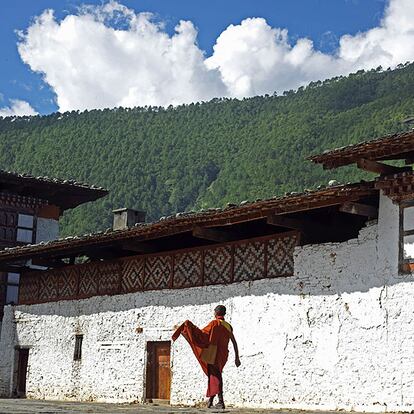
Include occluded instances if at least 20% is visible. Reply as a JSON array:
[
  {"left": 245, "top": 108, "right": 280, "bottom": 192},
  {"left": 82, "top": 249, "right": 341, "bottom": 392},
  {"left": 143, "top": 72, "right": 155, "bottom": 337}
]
[{"left": 172, "top": 317, "right": 233, "bottom": 375}]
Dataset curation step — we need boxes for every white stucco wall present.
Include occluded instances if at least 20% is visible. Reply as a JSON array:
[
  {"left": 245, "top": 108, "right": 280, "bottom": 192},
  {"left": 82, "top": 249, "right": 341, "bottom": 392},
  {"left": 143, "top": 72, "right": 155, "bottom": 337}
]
[
  {"left": 35, "top": 218, "right": 59, "bottom": 243},
  {"left": 1, "top": 193, "right": 413, "bottom": 411}
]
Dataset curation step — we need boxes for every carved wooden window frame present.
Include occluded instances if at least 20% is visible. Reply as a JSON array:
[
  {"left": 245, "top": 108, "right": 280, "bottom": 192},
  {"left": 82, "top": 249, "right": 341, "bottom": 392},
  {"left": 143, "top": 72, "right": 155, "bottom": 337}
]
[
  {"left": 16, "top": 214, "right": 36, "bottom": 244},
  {"left": 0, "top": 210, "right": 18, "bottom": 243}
]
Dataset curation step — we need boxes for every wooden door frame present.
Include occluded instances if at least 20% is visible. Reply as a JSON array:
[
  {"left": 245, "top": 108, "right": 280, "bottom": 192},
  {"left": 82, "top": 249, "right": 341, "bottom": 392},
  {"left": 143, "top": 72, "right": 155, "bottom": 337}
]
[{"left": 145, "top": 341, "right": 171, "bottom": 403}]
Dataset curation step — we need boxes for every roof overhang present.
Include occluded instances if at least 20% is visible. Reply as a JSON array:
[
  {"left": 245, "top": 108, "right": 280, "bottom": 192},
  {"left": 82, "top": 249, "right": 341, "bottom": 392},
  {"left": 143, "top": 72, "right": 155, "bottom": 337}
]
[
  {"left": 0, "top": 170, "right": 108, "bottom": 210},
  {"left": 0, "top": 181, "right": 379, "bottom": 272},
  {"left": 308, "top": 130, "right": 414, "bottom": 170}
]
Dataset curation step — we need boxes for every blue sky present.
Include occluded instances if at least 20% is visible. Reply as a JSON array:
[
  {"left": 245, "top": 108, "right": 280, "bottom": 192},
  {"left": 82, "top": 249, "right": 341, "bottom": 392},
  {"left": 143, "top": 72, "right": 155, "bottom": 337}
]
[{"left": 0, "top": 0, "right": 394, "bottom": 115}]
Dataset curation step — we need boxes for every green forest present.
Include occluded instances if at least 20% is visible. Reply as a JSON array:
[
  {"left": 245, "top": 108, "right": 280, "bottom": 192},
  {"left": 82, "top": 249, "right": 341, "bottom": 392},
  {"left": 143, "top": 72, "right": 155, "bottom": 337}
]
[{"left": 1, "top": 63, "right": 414, "bottom": 236}]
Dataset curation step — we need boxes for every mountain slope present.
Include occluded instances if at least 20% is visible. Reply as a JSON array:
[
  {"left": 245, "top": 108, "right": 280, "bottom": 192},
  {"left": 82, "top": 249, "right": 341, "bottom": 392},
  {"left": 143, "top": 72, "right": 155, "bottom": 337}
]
[{"left": 1, "top": 64, "right": 413, "bottom": 236}]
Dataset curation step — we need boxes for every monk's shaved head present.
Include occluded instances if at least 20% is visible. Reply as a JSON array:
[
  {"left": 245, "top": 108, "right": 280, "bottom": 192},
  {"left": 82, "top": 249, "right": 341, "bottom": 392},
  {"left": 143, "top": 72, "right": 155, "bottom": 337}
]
[{"left": 214, "top": 305, "right": 226, "bottom": 316}]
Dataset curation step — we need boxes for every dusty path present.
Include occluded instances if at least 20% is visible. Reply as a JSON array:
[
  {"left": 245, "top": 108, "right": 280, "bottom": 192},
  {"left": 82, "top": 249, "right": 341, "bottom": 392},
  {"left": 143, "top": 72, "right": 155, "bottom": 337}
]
[{"left": 0, "top": 400, "right": 340, "bottom": 414}]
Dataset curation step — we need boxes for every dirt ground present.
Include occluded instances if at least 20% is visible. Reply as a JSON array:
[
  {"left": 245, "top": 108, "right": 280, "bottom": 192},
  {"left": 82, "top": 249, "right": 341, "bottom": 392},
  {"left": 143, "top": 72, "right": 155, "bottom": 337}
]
[{"left": 0, "top": 399, "right": 340, "bottom": 414}]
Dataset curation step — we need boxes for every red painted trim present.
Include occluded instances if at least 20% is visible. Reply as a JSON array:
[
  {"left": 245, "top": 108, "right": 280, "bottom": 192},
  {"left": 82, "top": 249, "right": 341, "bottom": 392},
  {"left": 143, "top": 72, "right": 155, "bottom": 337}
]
[{"left": 18, "top": 231, "right": 299, "bottom": 305}]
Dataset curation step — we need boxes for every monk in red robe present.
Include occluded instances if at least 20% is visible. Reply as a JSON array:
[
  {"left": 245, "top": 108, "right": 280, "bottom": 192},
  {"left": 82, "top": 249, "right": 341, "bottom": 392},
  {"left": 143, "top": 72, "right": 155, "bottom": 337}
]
[{"left": 172, "top": 305, "right": 240, "bottom": 409}]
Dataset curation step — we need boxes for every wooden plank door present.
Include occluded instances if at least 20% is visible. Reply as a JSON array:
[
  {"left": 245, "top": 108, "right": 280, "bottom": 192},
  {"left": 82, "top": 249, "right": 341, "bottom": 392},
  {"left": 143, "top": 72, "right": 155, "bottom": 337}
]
[
  {"left": 16, "top": 348, "right": 29, "bottom": 397},
  {"left": 146, "top": 341, "right": 171, "bottom": 401}
]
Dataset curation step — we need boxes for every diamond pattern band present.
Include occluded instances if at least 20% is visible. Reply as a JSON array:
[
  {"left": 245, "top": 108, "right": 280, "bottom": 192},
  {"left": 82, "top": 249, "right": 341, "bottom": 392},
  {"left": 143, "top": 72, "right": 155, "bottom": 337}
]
[{"left": 19, "top": 232, "right": 298, "bottom": 304}]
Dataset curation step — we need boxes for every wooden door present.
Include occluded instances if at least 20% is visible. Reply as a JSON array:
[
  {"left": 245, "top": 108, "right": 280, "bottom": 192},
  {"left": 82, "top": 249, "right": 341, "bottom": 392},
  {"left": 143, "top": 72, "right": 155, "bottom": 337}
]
[
  {"left": 146, "top": 341, "right": 171, "bottom": 401},
  {"left": 16, "top": 348, "right": 29, "bottom": 397}
]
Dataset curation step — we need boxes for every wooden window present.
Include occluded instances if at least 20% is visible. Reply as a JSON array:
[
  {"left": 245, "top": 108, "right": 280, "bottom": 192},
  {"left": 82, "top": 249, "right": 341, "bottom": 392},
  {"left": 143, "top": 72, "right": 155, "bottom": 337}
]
[
  {"left": 0, "top": 211, "right": 17, "bottom": 242},
  {"left": 16, "top": 214, "right": 34, "bottom": 243},
  {"left": 6, "top": 273, "right": 19, "bottom": 305},
  {"left": 73, "top": 335, "right": 83, "bottom": 360}
]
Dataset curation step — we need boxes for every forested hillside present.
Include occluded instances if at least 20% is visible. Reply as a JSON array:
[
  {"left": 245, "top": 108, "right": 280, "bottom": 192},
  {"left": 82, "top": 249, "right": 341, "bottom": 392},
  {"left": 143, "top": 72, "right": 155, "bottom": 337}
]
[{"left": 1, "top": 64, "right": 414, "bottom": 236}]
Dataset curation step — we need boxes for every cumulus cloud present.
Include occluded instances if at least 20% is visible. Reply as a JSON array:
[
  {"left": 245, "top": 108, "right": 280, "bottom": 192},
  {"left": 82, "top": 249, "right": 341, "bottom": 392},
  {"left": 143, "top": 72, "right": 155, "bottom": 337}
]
[
  {"left": 17, "top": 2, "right": 225, "bottom": 111},
  {"left": 16, "top": 0, "right": 414, "bottom": 111},
  {"left": 206, "top": 0, "right": 414, "bottom": 97},
  {"left": 0, "top": 99, "right": 38, "bottom": 117},
  {"left": 205, "top": 18, "right": 338, "bottom": 98}
]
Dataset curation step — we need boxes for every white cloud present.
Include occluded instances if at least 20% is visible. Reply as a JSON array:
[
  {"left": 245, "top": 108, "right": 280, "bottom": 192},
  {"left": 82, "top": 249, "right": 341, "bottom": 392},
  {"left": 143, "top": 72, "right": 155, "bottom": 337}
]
[
  {"left": 205, "top": 18, "right": 338, "bottom": 98},
  {"left": 206, "top": 0, "right": 414, "bottom": 98},
  {"left": 16, "top": 0, "right": 414, "bottom": 111},
  {"left": 17, "top": 3, "right": 225, "bottom": 111},
  {"left": 0, "top": 99, "right": 38, "bottom": 117}
]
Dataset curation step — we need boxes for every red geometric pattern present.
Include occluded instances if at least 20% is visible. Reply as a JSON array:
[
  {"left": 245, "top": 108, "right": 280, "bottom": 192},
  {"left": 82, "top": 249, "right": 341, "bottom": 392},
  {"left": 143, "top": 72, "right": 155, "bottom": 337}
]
[
  {"left": 78, "top": 264, "right": 98, "bottom": 297},
  {"left": 19, "top": 273, "right": 39, "bottom": 304},
  {"left": 18, "top": 232, "right": 299, "bottom": 304},
  {"left": 38, "top": 271, "right": 58, "bottom": 302},
  {"left": 121, "top": 256, "right": 145, "bottom": 292},
  {"left": 267, "top": 234, "right": 297, "bottom": 277},
  {"left": 144, "top": 255, "right": 172, "bottom": 290},
  {"left": 97, "top": 261, "right": 121, "bottom": 294},
  {"left": 58, "top": 266, "right": 78, "bottom": 299},
  {"left": 234, "top": 241, "right": 265, "bottom": 282},
  {"left": 204, "top": 245, "right": 232, "bottom": 285},
  {"left": 174, "top": 251, "right": 202, "bottom": 288}
]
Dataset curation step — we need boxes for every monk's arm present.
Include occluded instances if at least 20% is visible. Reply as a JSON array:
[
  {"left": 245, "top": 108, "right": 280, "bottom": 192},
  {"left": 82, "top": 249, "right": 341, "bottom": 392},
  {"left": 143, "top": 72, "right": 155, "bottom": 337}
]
[{"left": 230, "top": 332, "right": 241, "bottom": 367}]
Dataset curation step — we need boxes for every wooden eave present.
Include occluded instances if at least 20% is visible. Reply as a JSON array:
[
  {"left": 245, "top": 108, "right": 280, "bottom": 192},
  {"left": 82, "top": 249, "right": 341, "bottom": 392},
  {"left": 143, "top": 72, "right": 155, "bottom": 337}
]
[
  {"left": 375, "top": 171, "right": 414, "bottom": 202},
  {"left": 0, "top": 181, "right": 378, "bottom": 270},
  {"left": 0, "top": 170, "right": 108, "bottom": 210},
  {"left": 307, "top": 130, "right": 414, "bottom": 170}
]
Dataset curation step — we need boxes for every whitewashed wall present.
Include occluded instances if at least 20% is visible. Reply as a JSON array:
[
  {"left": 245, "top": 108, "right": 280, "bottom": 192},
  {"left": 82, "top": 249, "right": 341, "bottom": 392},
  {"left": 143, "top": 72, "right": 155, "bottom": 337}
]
[{"left": 1, "top": 193, "right": 413, "bottom": 411}]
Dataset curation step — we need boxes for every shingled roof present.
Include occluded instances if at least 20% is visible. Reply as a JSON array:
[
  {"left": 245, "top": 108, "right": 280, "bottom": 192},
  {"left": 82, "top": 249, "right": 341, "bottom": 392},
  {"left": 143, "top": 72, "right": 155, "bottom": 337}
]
[
  {"left": 308, "top": 130, "right": 414, "bottom": 170},
  {"left": 0, "top": 179, "right": 377, "bottom": 267},
  {"left": 0, "top": 170, "right": 108, "bottom": 210}
]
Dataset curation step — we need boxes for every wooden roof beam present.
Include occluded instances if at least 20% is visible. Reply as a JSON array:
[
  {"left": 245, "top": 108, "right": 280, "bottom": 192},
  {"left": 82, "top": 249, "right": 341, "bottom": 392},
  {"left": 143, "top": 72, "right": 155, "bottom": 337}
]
[
  {"left": 31, "top": 258, "right": 67, "bottom": 268},
  {"left": 405, "top": 152, "right": 414, "bottom": 165},
  {"left": 119, "top": 241, "right": 157, "bottom": 254},
  {"left": 266, "top": 215, "right": 306, "bottom": 232},
  {"left": 339, "top": 202, "right": 378, "bottom": 218},
  {"left": 86, "top": 248, "right": 121, "bottom": 261},
  {"left": 0, "top": 265, "right": 41, "bottom": 273},
  {"left": 356, "top": 158, "right": 411, "bottom": 175},
  {"left": 267, "top": 214, "right": 333, "bottom": 236},
  {"left": 192, "top": 226, "right": 240, "bottom": 243}
]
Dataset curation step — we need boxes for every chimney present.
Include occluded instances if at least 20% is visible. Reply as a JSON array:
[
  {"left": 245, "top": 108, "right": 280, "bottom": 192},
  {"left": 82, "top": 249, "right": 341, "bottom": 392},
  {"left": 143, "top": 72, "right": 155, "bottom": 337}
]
[{"left": 112, "top": 208, "right": 146, "bottom": 230}]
